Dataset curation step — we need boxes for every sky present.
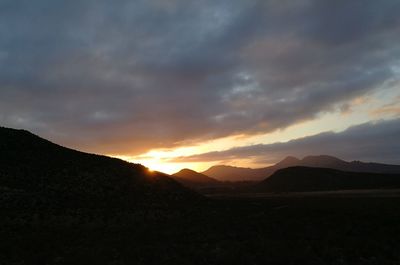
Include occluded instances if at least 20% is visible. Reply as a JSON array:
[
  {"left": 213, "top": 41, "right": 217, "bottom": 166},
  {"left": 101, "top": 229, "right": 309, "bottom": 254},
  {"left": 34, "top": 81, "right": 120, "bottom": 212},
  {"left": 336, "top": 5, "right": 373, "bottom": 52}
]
[{"left": 1, "top": 0, "right": 400, "bottom": 174}]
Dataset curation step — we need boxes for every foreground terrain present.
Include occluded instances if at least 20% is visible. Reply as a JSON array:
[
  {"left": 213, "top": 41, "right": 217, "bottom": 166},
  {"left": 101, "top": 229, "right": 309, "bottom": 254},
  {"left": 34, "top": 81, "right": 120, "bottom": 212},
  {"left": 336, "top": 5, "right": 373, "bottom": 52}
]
[
  {"left": 2, "top": 127, "right": 400, "bottom": 264},
  {"left": 1, "top": 195, "right": 400, "bottom": 265}
]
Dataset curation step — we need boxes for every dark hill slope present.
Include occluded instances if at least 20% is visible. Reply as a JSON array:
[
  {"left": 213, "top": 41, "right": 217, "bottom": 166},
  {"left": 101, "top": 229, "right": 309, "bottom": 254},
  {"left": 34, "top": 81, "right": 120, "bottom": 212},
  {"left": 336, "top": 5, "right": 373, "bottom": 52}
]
[
  {"left": 255, "top": 167, "right": 400, "bottom": 192},
  {"left": 0, "top": 127, "right": 201, "bottom": 210}
]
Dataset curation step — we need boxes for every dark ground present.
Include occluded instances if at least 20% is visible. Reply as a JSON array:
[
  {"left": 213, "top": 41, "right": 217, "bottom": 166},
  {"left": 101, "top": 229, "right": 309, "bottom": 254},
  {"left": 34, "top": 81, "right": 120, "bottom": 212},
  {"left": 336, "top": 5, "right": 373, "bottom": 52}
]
[{"left": 1, "top": 194, "right": 400, "bottom": 265}]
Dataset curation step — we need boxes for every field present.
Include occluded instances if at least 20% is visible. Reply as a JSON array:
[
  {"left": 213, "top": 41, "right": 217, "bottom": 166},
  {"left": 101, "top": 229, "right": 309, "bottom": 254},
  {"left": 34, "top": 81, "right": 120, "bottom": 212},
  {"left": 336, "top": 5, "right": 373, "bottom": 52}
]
[{"left": 2, "top": 193, "right": 400, "bottom": 265}]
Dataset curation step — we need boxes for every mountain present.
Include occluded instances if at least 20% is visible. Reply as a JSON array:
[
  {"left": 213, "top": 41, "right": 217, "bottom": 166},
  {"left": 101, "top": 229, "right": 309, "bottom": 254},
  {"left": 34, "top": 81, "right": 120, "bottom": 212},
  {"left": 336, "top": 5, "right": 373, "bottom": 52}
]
[
  {"left": 202, "top": 155, "right": 400, "bottom": 181},
  {"left": 300, "top": 155, "right": 349, "bottom": 168},
  {"left": 300, "top": 155, "right": 400, "bottom": 174},
  {"left": 274, "top": 156, "right": 301, "bottom": 168},
  {"left": 200, "top": 159, "right": 304, "bottom": 182},
  {"left": 202, "top": 165, "right": 270, "bottom": 182},
  {"left": 172, "top": 169, "right": 221, "bottom": 188},
  {"left": 255, "top": 166, "right": 400, "bottom": 192},
  {"left": 0, "top": 127, "right": 201, "bottom": 210}
]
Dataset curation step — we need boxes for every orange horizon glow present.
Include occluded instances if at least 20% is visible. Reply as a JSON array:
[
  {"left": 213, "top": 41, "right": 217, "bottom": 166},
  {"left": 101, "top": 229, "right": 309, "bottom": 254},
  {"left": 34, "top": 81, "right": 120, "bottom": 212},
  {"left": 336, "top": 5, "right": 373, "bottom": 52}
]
[
  {"left": 108, "top": 86, "right": 400, "bottom": 175},
  {"left": 112, "top": 154, "right": 211, "bottom": 174}
]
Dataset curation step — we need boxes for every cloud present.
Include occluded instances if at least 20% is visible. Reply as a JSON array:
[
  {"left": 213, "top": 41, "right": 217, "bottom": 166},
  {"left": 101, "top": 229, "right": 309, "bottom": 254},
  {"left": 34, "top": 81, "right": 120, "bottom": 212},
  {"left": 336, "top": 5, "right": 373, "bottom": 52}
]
[
  {"left": 0, "top": 0, "right": 400, "bottom": 155},
  {"left": 370, "top": 96, "right": 400, "bottom": 118},
  {"left": 171, "top": 118, "right": 400, "bottom": 165}
]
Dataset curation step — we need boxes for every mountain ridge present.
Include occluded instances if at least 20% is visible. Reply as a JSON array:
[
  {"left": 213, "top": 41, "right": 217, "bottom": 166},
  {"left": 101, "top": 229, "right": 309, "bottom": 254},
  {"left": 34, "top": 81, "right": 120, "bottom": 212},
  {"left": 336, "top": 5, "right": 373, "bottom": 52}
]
[{"left": 202, "top": 155, "right": 400, "bottom": 181}]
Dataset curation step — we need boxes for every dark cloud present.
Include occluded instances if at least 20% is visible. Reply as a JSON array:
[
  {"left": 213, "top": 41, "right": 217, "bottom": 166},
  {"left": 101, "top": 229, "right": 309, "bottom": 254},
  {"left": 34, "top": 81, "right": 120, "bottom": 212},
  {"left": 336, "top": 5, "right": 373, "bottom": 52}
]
[
  {"left": 0, "top": 0, "right": 400, "bottom": 154},
  {"left": 171, "top": 118, "right": 400, "bottom": 165}
]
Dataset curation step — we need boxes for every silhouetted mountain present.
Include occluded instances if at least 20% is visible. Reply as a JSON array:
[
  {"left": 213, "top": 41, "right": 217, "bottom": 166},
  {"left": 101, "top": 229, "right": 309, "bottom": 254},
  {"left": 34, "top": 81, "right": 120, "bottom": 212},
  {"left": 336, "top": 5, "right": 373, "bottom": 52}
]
[
  {"left": 172, "top": 169, "right": 221, "bottom": 189},
  {"left": 0, "top": 127, "right": 201, "bottom": 210},
  {"left": 301, "top": 155, "right": 347, "bottom": 168},
  {"left": 202, "top": 155, "right": 400, "bottom": 181},
  {"left": 300, "top": 155, "right": 400, "bottom": 174},
  {"left": 201, "top": 157, "right": 305, "bottom": 181},
  {"left": 202, "top": 165, "right": 270, "bottom": 181},
  {"left": 255, "top": 167, "right": 400, "bottom": 192},
  {"left": 274, "top": 156, "right": 300, "bottom": 168}
]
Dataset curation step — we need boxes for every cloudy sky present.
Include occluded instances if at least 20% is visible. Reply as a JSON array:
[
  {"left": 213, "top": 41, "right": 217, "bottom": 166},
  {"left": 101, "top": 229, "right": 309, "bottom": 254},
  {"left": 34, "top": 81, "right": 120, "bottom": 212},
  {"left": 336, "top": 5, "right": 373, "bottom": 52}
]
[{"left": 1, "top": 0, "right": 400, "bottom": 173}]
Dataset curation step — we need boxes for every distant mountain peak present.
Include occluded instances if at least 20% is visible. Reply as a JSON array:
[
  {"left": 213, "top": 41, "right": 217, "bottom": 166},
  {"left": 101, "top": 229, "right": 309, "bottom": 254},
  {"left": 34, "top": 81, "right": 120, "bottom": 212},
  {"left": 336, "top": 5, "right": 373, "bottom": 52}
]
[
  {"left": 302, "top": 155, "right": 344, "bottom": 162},
  {"left": 276, "top": 156, "right": 300, "bottom": 166},
  {"left": 176, "top": 168, "right": 197, "bottom": 174},
  {"left": 203, "top": 155, "right": 400, "bottom": 182},
  {"left": 202, "top": 165, "right": 267, "bottom": 181},
  {"left": 172, "top": 168, "right": 220, "bottom": 187}
]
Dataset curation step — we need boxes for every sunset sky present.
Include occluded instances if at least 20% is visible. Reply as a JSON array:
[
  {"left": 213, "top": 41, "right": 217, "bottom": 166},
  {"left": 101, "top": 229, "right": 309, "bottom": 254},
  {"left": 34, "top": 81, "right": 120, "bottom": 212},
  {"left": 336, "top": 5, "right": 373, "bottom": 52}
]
[{"left": 1, "top": 0, "right": 400, "bottom": 173}]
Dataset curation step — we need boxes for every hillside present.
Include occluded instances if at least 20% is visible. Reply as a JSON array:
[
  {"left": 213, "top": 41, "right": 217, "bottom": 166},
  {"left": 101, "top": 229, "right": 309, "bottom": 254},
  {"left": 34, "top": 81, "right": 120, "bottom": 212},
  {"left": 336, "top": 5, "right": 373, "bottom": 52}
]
[
  {"left": 0, "top": 127, "right": 201, "bottom": 210},
  {"left": 172, "top": 169, "right": 221, "bottom": 188},
  {"left": 255, "top": 166, "right": 400, "bottom": 192},
  {"left": 202, "top": 155, "right": 400, "bottom": 181}
]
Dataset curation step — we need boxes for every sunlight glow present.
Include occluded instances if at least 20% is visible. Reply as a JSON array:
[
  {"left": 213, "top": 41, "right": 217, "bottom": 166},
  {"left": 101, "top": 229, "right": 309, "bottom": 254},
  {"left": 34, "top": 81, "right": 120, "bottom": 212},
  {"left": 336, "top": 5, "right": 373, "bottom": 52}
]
[
  {"left": 113, "top": 154, "right": 211, "bottom": 174},
  {"left": 110, "top": 84, "right": 400, "bottom": 174}
]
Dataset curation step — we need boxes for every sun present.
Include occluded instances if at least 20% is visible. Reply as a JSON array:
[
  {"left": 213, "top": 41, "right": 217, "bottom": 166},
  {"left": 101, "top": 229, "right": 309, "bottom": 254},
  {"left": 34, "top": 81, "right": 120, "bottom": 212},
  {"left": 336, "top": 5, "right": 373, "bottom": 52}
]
[
  {"left": 110, "top": 147, "right": 214, "bottom": 175},
  {"left": 110, "top": 154, "right": 184, "bottom": 174},
  {"left": 146, "top": 163, "right": 182, "bottom": 174}
]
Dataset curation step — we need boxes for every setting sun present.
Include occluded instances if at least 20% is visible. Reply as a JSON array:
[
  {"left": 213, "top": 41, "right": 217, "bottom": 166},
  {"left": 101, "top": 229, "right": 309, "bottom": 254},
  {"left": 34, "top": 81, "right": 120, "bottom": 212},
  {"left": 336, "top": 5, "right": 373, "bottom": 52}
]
[{"left": 112, "top": 153, "right": 209, "bottom": 174}]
